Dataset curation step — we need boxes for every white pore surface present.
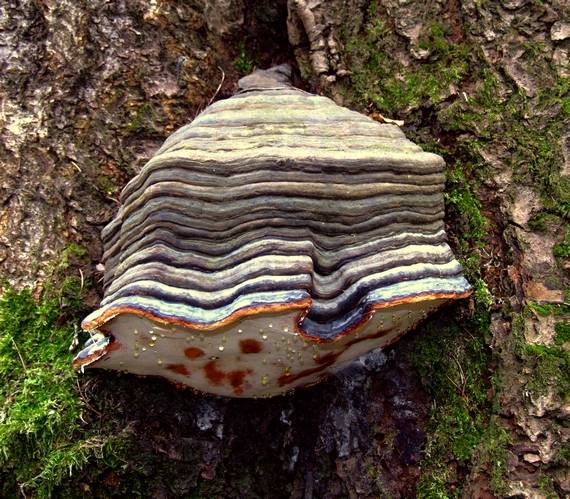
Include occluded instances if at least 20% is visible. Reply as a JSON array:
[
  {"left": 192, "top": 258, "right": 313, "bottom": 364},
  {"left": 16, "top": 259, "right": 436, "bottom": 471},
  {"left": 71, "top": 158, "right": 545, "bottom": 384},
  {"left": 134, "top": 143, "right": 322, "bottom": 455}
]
[{"left": 89, "top": 299, "right": 447, "bottom": 397}]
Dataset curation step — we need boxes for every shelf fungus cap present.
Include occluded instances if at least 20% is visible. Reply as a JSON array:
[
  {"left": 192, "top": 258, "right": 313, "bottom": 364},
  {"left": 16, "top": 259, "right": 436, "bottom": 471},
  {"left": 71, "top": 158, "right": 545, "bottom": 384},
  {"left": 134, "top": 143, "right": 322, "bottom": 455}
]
[{"left": 74, "top": 65, "right": 472, "bottom": 397}]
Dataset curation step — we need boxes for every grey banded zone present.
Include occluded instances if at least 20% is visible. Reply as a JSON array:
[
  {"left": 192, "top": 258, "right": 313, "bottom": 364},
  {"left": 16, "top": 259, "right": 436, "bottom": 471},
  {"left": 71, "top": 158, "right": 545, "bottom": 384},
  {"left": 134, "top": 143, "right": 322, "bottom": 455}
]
[{"left": 83, "top": 65, "right": 471, "bottom": 341}]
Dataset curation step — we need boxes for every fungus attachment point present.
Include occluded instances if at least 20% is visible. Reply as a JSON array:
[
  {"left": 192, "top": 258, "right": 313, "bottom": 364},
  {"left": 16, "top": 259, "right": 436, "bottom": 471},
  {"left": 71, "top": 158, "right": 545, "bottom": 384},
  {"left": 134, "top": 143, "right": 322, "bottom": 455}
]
[{"left": 74, "top": 65, "right": 471, "bottom": 397}]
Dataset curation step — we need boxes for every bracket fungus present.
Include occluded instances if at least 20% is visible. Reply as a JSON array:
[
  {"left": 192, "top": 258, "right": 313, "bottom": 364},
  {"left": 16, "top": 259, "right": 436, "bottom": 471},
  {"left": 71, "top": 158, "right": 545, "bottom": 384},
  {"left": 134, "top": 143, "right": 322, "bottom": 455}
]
[{"left": 74, "top": 65, "right": 472, "bottom": 397}]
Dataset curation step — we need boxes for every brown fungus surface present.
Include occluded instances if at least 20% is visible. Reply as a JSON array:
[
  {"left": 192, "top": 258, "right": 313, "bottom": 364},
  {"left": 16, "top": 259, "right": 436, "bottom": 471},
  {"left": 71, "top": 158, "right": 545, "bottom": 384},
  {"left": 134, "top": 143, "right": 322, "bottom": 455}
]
[{"left": 74, "top": 65, "right": 471, "bottom": 397}]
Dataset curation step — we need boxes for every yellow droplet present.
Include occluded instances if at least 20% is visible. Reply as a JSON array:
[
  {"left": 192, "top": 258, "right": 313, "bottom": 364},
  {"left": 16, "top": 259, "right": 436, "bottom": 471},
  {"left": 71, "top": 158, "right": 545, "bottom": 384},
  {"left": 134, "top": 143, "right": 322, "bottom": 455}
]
[
  {"left": 141, "top": 347, "right": 147, "bottom": 352},
  {"left": 157, "top": 359, "right": 163, "bottom": 365},
  {"left": 218, "top": 345, "right": 225, "bottom": 352},
  {"left": 133, "top": 352, "right": 140, "bottom": 358},
  {"left": 261, "top": 375, "right": 269, "bottom": 386},
  {"left": 261, "top": 334, "right": 268, "bottom": 340},
  {"left": 151, "top": 335, "right": 158, "bottom": 341}
]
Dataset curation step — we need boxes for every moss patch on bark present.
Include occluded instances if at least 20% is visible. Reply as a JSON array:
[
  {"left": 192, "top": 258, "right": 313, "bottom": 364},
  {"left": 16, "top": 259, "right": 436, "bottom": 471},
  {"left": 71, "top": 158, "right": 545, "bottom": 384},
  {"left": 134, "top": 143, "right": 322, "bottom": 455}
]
[{"left": 0, "top": 248, "right": 131, "bottom": 497}]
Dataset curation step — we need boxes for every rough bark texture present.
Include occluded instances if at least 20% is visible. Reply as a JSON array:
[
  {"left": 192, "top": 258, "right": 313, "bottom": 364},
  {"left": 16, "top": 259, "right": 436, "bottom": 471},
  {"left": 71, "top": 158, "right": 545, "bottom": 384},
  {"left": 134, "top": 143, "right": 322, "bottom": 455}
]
[{"left": 0, "top": 0, "right": 568, "bottom": 498}]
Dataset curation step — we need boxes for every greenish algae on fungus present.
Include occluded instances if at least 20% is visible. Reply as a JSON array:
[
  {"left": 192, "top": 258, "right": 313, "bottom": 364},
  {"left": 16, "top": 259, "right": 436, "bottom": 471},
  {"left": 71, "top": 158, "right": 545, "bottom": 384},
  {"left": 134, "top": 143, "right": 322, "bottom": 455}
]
[{"left": 74, "top": 65, "right": 471, "bottom": 397}]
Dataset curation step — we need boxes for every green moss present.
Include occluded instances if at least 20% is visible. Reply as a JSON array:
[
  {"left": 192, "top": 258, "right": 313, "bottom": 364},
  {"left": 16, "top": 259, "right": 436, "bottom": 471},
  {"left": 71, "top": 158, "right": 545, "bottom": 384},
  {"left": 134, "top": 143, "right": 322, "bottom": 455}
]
[
  {"left": 344, "top": 18, "right": 472, "bottom": 115},
  {"left": 476, "top": 420, "right": 510, "bottom": 496},
  {"left": 537, "top": 475, "right": 559, "bottom": 499},
  {"left": 126, "top": 102, "right": 155, "bottom": 134},
  {"left": 563, "top": 97, "right": 570, "bottom": 116},
  {"left": 538, "top": 77, "right": 570, "bottom": 111},
  {"left": 554, "top": 441, "right": 570, "bottom": 467},
  {"left": 410, "top": 299, "right": 491, "bottom": 494},
  {"left": 527, "top": 212, "right": 561, "bottom": 232},
  {"left": 524, "top": 343, "right": 570, "bottom": 399},
  {"left": 97, "top": 175, "right": 118, "bottom": 196},
  {"left": 0, "top": 283, "right": 79, "bottom": 495},
  {"left": 521, "top": 40, "right": 546, "bottom": 61},
  {"left": 437, "top": 70, "right": 501, "bottom": 136},
  {"left": 515, "top": 305, "right": 570, "bottom": 399},
  {"left": 525, "top": 302, "right": 570, "bottom": 317},
  {"left": 417, "top": 472, "right": 454, "bottom": 499},
  {"left": 410, "top": 322, "right": 489, "bottom": 430},
  {"left": 0, "top": 251, "right": 129, "bottom": 497},
  {"left": 404, "top": 122, "right": 491, "bottom": 496},
  {"left": 509, "top": 119, "right": 568, "bottom": 214},
  {"left": 511, "top": 313, "right": 527, "bottom": 357},
  {"left": 406, "top": 146, "right": 493, "bottom": 494},
  {"left": 233, "top": 41, "right": 255, "bottom": 75},
  {"left": 438, "top": 70, "right": 568, "bottom": 221},
  {"left": 444, "top": 163, "right": 487, "bottom": 254},
  {"left": 554, "top": 320, "right": 570, "bottom": 345},
  {"left": 343, "top": 8, "right": 568, "bottom": 223},
  {"left": 553, "top": 226, "right": 570, "bottom": 259}
]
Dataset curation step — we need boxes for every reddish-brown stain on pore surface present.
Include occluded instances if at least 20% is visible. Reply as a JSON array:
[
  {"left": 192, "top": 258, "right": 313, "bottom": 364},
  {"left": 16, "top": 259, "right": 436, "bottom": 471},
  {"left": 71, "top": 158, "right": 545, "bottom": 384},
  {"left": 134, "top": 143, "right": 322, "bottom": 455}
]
[
  {"left": 184, "top": 347, "right": 205, "bottom": 359},
  {"left": 314, "top": 351, "right": 339, "bottom": 365},
  {"left": 239, "top": 339, "right": 263, "bottom": 354},
  {"left": 107, "top": 341, "right": 122, "bottom": 352},
  {"left": 279, "top": 326, "right": 400, "bottom": 387},
  {"left": 167, "top": 364, "right": 190, "bottom": 376},
  {"left": 278, "top": 362, "right": 332, "bottom": 386},
  {"left": 279, "top": 352, "right": 339, "bottom": 386},
  {"left": 203, "top": 360, "right": 225, "bottom": 385},
  {"left": 203, "top": 360, "right": 253, "bottom": 395},
  {"left": 227, "top": 369, "right": 253, "bottom": 395},
  {"left": 345, "top": 326, "right": 397, "bottom": 348}
]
